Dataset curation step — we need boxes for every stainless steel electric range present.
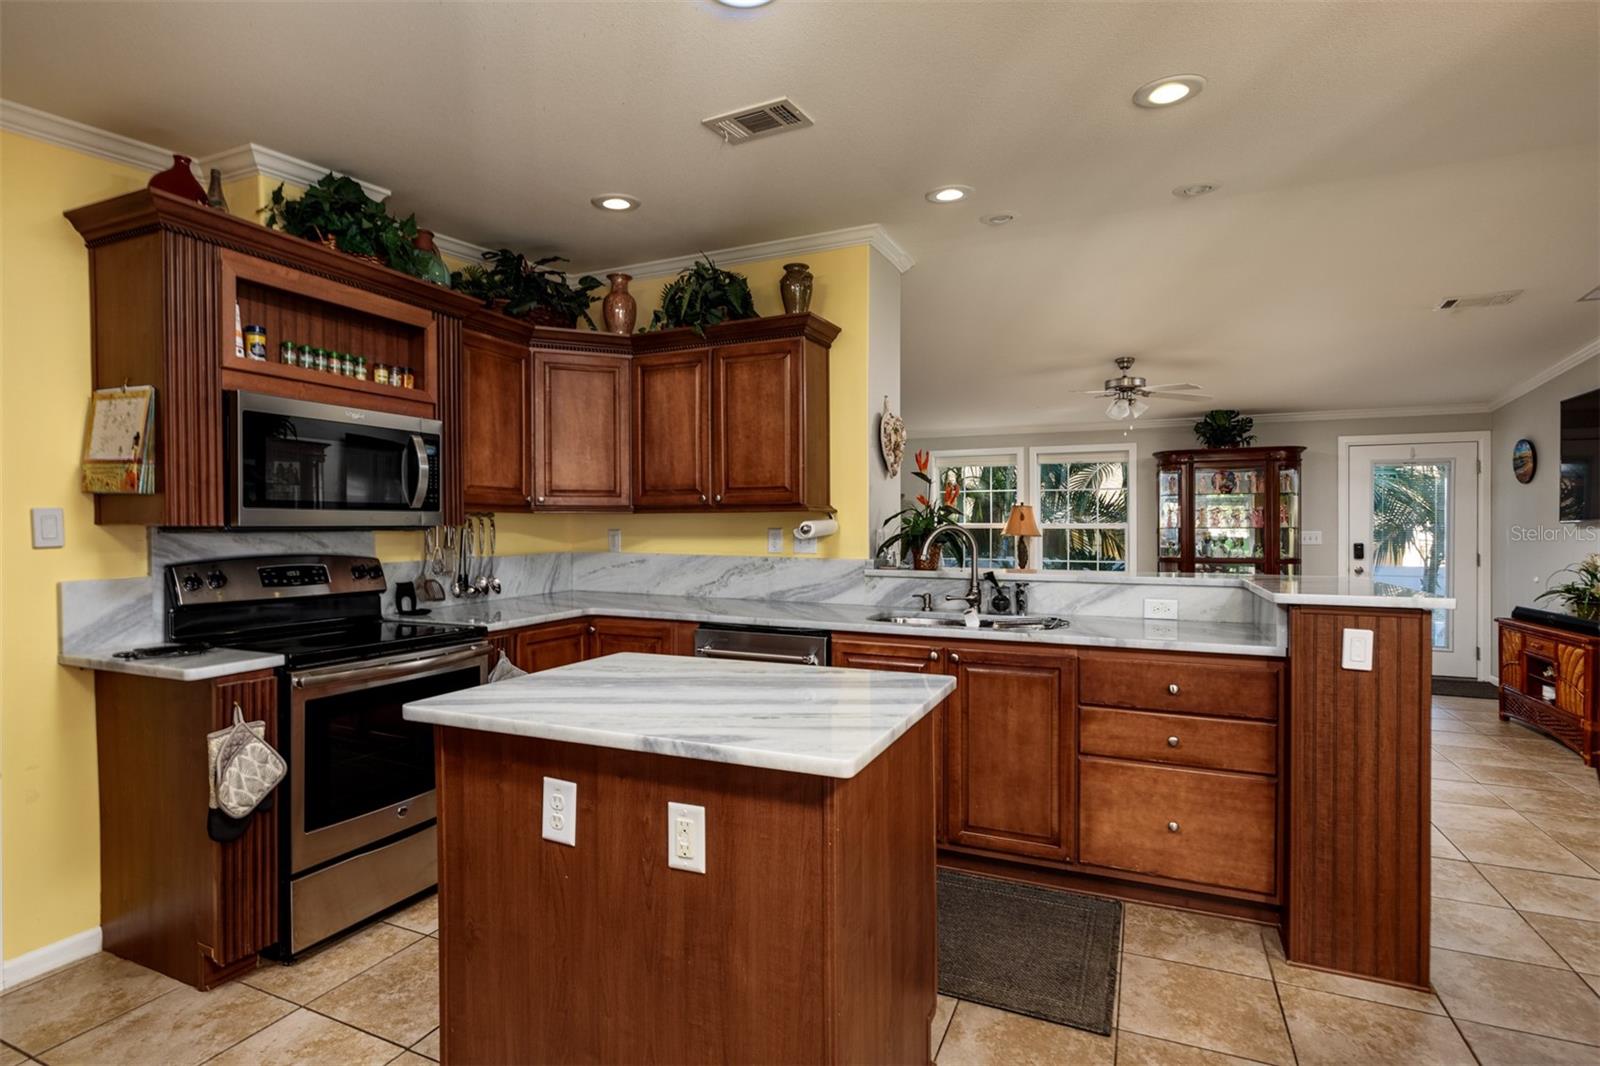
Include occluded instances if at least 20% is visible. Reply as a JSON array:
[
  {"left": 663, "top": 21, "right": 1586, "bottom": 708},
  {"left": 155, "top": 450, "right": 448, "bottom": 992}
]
[{"left": 164, "top": 553, "right": 490, "bottom": 955}]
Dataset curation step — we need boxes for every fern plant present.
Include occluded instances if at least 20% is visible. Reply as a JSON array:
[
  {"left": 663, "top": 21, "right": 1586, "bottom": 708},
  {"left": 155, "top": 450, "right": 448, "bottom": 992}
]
[
  {"left": 646, "top": 256, "right": 757, "bottom": 336},
  {"left": 1193, "top": 410, "right": 1256, "bottom": 448}
]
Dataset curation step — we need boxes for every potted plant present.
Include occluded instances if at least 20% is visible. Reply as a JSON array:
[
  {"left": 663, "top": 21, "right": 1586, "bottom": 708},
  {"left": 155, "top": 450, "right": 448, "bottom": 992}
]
[
  {"left": 879, "top": 451, "right": 965, "bottom": 570},
  {"left": 454, "top": 250, "right": 601, "bottom": 328},
  {"left": 1193, "top": 409, "right": 1257, "bottom": 448},
  {"left": 645, "top": 255, "right": 758, "bottom": 336},
  {"left": 1537, "top": 554, "right": 1600, "bottom": 620},
  {"left": 263, "top": 174, "right": 440, "bottom": 282}
]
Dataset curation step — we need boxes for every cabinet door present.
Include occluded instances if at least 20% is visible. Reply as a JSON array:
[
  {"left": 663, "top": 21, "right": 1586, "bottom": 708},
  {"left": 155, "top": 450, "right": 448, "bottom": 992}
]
[
  {"left": 633, "top": 350, "right": 711, "bottom": 509},
  {"left": 586, "top": 617, "right": 680, "bottom": 658},
  {"left": 461, "top": 332, "right": 531, "bottom": 510},
  {"left": 513, "top": 621, "right": 588, "bottom": 674},
  {"left": 712, "top": 340, "right": 806, "bottom": 508},
  {"left": 533, "top": 351, "right": 630, "bottom": 509},
  {"left": 832, "top": 637, "right": 952, "bottom": 844},
  {"left": 944, "top": 643, "right": 1075, "bottom": 862}
]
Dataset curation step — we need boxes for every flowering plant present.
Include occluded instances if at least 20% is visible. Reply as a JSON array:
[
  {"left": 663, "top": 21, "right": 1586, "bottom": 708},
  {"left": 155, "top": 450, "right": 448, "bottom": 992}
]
[{"left": 879, "top": 450, "right": 966, "bottom": 565}]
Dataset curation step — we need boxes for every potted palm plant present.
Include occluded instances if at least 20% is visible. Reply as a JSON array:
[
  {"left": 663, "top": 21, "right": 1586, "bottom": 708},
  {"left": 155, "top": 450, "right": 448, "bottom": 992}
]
[
  {"left": 880, "top": 451, "right": 964, "bottom": 570},
  {"left": 1537, "top": 555, "right": 1600, "bottom": 621}
]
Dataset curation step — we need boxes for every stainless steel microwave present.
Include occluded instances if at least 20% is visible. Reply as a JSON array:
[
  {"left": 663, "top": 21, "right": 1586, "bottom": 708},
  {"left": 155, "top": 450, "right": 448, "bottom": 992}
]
[{"left": 225, "top": 391, "right": 443, "bottom": 528}]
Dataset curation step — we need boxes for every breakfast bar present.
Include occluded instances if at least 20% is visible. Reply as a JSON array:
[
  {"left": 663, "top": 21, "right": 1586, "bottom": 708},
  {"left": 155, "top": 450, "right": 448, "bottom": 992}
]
[{"left": 405, "top": 652, "right": 955, "bottom": 1065}]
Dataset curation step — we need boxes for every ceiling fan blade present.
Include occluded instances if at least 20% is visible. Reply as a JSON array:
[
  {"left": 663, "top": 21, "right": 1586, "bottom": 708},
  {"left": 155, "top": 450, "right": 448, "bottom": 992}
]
[
  {"left": 1145, "top": 391, "right": 1214, "bottom": 402},
  {"left": 1074, "top": 388, "right": 1114, "bottom": 395},
  {"left": 1144, "top": 383, "right": 1205, "bottom": 392}
]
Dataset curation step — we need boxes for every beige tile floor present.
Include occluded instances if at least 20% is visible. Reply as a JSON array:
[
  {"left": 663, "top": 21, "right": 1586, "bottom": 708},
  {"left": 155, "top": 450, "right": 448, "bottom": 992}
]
[{"left": 2, "top": 696, "right": 1595, "bottom": 1065}]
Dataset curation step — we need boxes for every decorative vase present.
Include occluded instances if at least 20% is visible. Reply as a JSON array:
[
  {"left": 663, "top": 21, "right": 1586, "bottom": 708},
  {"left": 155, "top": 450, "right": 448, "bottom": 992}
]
[
  {"left": 911, "top": 540, "right": 942, "bottom": 571},
  {"left": 411, "top": 229, "right": 451, "bottom": 287},
  {"left": 779, "top": 262, "right": 813, "bottom": 314},
  {"left": 602, "top": 273, "right": 636, "bottom": 334},
  {"left": 205, "top": 167, "right": 229, "bottom": 212},
  {"left": 148, "top": 154, "right": 209, "bottom": 204}
]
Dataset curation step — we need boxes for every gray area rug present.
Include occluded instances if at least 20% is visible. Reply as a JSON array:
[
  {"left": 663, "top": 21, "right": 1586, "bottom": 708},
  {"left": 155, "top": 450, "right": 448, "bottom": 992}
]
[
  {"left": 937, "top": 868, "right": 1121, "bottom": 1035},
  {"left": 1432, "top": 678, "right": 1498, "bottom": 699}
]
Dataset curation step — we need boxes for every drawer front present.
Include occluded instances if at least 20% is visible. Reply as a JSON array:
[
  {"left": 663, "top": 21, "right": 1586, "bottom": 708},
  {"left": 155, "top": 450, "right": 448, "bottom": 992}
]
[
  {"left": 1526, "top": 635, "right": 1557, "bottom": 659},
  {"left": 1079, "top": 653, "right": 1280, "bottom": 720},
  {"left": 1079, "top": 758, "right": 1277, "bottom": 895},
  {"left": 1079, "top": 706, "right": 1276, "bottom": 775}
]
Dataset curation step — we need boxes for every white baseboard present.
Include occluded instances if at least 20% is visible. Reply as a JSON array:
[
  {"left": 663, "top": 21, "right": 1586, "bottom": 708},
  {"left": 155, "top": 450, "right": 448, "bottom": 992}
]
[{"left": 1, "top": 926, "right": 101, "bottom": 990}]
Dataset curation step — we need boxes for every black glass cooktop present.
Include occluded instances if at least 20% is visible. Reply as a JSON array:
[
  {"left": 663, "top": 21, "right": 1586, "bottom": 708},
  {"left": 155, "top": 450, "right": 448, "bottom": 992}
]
[{"left": 229, "top": 619, "right": 488, "bottom": 669}]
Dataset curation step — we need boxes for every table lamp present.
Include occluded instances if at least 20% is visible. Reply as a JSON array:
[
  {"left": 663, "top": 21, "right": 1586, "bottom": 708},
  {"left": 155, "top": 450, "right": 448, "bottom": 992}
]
[{"left": 1003, "top": 503, "right": 1042, "bottom": 571}]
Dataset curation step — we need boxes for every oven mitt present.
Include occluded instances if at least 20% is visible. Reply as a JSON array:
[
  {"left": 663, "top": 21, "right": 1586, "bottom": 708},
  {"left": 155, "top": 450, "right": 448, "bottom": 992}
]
[
  {"left": 488, "top": 648, "right": 527, "bottom": 682},
  {"left": 209, "top": 703, "right": 286, "bottom": 820}
]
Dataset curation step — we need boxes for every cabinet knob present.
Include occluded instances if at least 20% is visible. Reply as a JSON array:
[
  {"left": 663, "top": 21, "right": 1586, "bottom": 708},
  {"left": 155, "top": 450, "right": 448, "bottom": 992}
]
[
  {"left": 928, "top": 650, "right": 940, "bottom": 661},
  {"left": 699, "top": 494, "right": 707, "bottom": 503},
  {"left": 536, "top": 496, "right": 545, "bottom": 504},
  {"left": 714, "top": 494, "right": 722, "bottom": 503},
  {"left": 587, "top": 625, "right": 596, "bottom": 634},
  {"left": 1167, "top": 821, "right": 1180, "bottom": 833},
  {"left": 1168, "top": 683, "right": 1180, "bottom": 695},
  {"left": 949, "top": 653, "right": 960, "bottom": 664},
  {"left": 1167, "top": 736, "right": 1180, "bottom": 748}
]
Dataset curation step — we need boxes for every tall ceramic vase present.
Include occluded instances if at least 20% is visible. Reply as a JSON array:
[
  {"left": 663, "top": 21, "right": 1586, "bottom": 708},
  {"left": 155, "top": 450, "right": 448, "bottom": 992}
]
[
  {"left": 602, "top": 273, "right": 636, "bottom": 334},
  {"left": 780, "top": 262, "right": 813, "bottom": 314}
]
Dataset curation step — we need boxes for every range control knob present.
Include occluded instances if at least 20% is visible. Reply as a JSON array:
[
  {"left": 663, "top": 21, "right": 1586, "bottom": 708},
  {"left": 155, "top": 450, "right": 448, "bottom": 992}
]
[
  {"left": 205, "top": 570, "right": 227, "bottom": 590},
  {"left": 369, "top": 564, "right": 383, "bottom": 581},
  {"left": 351, "top": 563, "right": 380, "bottom": 580},
  {"left": 180, "top": 573, "right": 203, "bottom": 592}
]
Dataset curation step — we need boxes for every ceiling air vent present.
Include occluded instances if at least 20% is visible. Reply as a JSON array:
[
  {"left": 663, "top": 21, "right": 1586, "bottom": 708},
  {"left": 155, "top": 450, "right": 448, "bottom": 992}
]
[
  {"left": 702, "top": 97, "right": 814, "bottom": 144},
  {"left": 1436, "top": 290, "right": 1523, "bottom": 311}
]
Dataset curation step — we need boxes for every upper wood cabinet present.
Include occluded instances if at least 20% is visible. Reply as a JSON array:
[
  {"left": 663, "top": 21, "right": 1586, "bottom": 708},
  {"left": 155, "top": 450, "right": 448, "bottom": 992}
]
[
  {"left": 634, "top": 315, "right": 838, "bottom": 512},
  {"left": 534, "top": 350, "right": 630, "bottom": 510},
  {"left": 461, "top": 331, "right": 532, "bottom": 511}
]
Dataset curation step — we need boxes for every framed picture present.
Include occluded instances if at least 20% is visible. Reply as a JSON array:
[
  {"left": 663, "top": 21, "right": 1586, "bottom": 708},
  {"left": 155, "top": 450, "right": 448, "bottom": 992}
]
[{"left": 1512, "top": 438, "right": 1536, "bottom": 484}]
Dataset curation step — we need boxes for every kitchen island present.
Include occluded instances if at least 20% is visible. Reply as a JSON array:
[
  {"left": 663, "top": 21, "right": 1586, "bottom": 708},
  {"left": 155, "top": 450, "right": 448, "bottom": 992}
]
[{"left": 404, "top": 652, "right": 955, "bottom": 1065}]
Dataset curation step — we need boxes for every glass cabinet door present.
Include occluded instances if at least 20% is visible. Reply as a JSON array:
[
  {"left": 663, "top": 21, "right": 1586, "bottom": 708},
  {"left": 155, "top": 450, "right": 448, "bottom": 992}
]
[
  {"left": 1278, "top": 463, "right": 1302, "bottom": 574},
  {"left": 1192, "top": 463, "right": 1267, "bottom": 573},
  {"left": 1158, "top": 468, "right": 1182, "bottom": 566}
]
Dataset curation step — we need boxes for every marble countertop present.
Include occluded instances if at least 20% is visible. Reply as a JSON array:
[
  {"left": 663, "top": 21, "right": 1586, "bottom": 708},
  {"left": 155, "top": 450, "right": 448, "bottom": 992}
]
[
  {"left": 57, "top": 647, "right": 286, "bottom": 682},
  {"left": 403, "top": 652, "right": 955, "bottom": 778}
]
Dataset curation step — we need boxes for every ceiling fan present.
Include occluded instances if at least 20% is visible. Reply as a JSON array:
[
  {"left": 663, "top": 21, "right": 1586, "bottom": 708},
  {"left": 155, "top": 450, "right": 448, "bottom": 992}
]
[{"left": 1075, "top": 356, "right": 1211, "bottom": 420}]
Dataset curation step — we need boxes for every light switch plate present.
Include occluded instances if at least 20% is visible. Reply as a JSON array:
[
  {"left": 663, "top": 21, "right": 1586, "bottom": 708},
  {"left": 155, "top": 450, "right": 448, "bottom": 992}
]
[
  {"left": 542, "top": 777, "right": 577, "bottom": 846},
  {"left": 1341, "top": 628, "right": 1374, "bottom": 671},
  {"left": 667, "top": 801, "right": 706, "bottom": 874},
  {"left": 607, "top": 529, "right": 622, "bottom": 553},
  {"left": 767, "top": 527, "right": 784, "bottom": 553},
  {"left": 1303, "top": 530, "right": 1323, "bottom": 546},
  {"left": 31, "top": 507, "right": 65, "bottom": 549},
  {"left": 793, "top": 534, "right": 818, "bottom": 555}
]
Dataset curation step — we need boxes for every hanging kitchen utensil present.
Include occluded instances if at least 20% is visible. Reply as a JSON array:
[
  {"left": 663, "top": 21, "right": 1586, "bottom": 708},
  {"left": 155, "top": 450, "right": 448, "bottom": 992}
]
[
  {"left": 488, "top": 514, "right": 501, "bottom": 594},
  {"left": 474, "top": 514, "right": 492, "bottom": 595}
]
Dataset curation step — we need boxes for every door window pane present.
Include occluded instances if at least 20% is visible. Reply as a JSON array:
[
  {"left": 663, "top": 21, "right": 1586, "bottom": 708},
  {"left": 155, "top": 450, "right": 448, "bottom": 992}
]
[{"left": 1371, "top": 461, "right": 1452, "bottom": 649}]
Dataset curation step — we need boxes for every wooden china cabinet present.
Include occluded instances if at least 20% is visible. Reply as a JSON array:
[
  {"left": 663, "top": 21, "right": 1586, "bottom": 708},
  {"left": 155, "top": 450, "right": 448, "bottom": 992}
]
[{"left": 1154, "top": 447, "right": 1306, "bottom": 575}]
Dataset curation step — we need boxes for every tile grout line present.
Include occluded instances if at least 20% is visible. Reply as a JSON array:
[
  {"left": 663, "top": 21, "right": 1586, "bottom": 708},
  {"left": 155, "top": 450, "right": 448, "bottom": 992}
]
[
  {"left": 24, "top": 984, "right": 185, "bottom": 1059},
  {"left": 1261, "top": 928, "right": 1302, "bottom": 1066}
]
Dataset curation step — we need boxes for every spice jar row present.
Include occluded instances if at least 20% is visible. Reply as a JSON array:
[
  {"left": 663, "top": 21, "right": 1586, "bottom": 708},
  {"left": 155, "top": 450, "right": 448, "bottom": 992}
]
[{"left": 275, "top": 340, "right": 416, "bottom": 388}]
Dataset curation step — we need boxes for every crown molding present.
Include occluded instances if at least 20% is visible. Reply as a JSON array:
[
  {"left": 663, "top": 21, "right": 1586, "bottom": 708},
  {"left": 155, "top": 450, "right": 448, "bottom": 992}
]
[
  {"left": 430, "top": 232, "right": 493, "bottom": 265},
  {"left": 583, "top": 222, "right": 915, "bottom": 280},
  {"left": 1488, "top": 335, "right": 1600, "bottom": 410},
  {"left": 914, "top": 403, "right": 1495, "bottom": 440},
  {"left": 194, "top": 142, "right": 391, "bottom": 202},
  {"left": 0, "top": 98, "right": 176, "bottom": 172}
]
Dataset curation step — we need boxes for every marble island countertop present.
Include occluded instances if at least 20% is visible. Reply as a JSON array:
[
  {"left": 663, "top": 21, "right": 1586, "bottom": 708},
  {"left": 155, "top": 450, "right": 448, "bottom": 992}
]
[{"left": 403, "top": 652, "right": 956, "bottom": 778}]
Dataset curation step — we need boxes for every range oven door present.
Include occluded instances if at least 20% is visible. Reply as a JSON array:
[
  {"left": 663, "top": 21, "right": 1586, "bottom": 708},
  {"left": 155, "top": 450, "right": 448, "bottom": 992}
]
[
  {"left": 227, "top": 390, "right": 442, "bottom": 528},
  {"left": 288, "top": 642, "right": 489, "bottom": 875}
]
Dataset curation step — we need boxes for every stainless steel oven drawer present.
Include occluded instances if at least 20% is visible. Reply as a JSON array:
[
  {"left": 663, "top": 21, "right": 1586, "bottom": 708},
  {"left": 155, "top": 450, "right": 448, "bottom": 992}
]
[{"left": 290, "top": 825, "right": 436, "bottom": 953}]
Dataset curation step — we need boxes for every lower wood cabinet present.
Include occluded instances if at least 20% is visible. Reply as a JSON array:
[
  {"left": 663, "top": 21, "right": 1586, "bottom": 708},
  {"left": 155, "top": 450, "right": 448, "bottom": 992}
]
[
  {"left": 513, "top": 620, "right": 589, "bottom": 674},
  {"left": 506, "top": 616, "right": 694, "bottom": 673}
]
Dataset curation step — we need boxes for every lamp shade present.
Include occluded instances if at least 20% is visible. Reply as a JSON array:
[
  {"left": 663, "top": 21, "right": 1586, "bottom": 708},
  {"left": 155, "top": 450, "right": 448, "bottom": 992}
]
[{"left": 1003, "top": 503, "right": 1042, "bottom": 537}]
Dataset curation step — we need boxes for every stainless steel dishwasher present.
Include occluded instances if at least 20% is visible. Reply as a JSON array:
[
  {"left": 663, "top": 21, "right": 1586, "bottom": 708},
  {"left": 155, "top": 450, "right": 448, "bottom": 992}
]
[{"left": 692, "top": 624, "right": 830, "bottom": 666}]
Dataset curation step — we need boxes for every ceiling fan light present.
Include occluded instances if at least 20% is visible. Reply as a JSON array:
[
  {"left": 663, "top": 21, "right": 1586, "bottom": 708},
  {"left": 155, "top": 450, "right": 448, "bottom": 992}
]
[
  {"left": 1129, "top": 398, "right": 1150, "bottom": 419},
  {"left": 1107, "top": 397, "right": 1131, "bottom": 420}
]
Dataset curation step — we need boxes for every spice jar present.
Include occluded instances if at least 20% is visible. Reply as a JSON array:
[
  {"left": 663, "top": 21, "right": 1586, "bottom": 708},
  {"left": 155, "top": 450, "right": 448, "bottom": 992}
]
[
  {"left": 244, "top": 324, "right": 268, "bottom": 360},
  {"left": 354, "top": 356, "right": 367, "bottom": 382},
  {"left": 402, "top": 366, "right": 415, "bottom": 389},
  {"left": 298, "top": 343, "right": 314, "bottom": 368},
  {"left": 279, "top": 341, "right": 297, "bottom": 367},
  {"left": 374, "top": 363, "right": 389, "bottom": 386}
]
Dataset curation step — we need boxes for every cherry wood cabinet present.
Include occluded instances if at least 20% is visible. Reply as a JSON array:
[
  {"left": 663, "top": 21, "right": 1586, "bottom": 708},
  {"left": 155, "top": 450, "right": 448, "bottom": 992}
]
[
  {"left": 533, "top": 351, "right": 631, "bottom": 510},
  {"left": 1497, "top": 615, "right": 1599, "bottom": 768},
  {"left": 503, "top": 616, "right": 694, "bottom": 673},
  {"left": 513, "top": 620, "right": 590, "bottom": 674},
  {"left": 632, "top": 349, "right": 714, "bottom": 509},
  {"left": 461, "top": 331, "right": 532, "bottom": 510}
]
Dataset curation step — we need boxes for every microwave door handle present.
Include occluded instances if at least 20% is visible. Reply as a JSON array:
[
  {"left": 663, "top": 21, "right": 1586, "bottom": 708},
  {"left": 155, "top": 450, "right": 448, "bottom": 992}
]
[{"left": 408, "top": 434, "right": 430, "bottom": 509}]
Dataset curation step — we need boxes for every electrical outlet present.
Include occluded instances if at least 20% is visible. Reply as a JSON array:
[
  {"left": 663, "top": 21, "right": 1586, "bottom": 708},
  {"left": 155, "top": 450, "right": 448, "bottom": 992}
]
[
  {"left": 542, "top": 777, "right": 577, "bottom": 846},
  {"left": 767, "top": 527, "right": 784, "bottom": 553},
  {"left": 667, "top": 801, "right": 706, "bottom": 873},
  {"left": 1302, "top": 530, "right": 1323, "bottom": 546},
  {"left": 794, "top": 534, "right": 818, "bottom": 555},
  {"left": 1144, "top": 598, "right": 1178, "bottom": 620},
  {"left": 31, "top": 507, "right": 65, "bottom": 549},
  {"left": 608, "top": 528, "right": 622, "bottom": 553}
]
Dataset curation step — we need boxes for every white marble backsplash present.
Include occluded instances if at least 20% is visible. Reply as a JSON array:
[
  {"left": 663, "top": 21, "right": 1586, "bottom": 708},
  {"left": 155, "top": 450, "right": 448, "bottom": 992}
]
[
  {"left": 149, "top": 529, "right": 376, "bottom": 571},
  {"left": 569, "top": 552, "right": 865, "bottom": 603},
  {"left": 60, "top": 576, "right": 163, "bottom": 655}
]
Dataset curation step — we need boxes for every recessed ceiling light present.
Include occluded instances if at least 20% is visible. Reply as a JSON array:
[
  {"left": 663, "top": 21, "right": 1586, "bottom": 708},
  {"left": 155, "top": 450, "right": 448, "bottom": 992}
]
[
  {"left": 926, "top": 185, "right": 973, "bottom": 204},
  {"left": 1172, "top": 183, "right": 1219, "bottom": 199},
  {"left": 591, "top": 194, "right": 639, "bottom": 212},
  {"left": 980, "top": 213, "right": 1015, "bottom": 226},
  {"left": 1133, "top": 74, "right": 1206, "bottom": 109}
]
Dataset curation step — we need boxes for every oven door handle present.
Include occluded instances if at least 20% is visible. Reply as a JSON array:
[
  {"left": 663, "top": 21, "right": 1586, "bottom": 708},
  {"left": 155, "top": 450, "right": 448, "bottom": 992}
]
[
  {"left": 407, "top": 434, "right": 430, "bottom": 510},
  {"left": 291, "top": 642, "right": 489, "bottom": 688},
  {"left": 694, "top": 645, "right": 821, "bottom": 666}
]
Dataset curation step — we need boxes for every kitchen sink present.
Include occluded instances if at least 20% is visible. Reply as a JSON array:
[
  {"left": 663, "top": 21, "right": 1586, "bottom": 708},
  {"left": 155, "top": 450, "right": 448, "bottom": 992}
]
[{"left": 871, "top": 611, "right": 1069, "bottom": 631}]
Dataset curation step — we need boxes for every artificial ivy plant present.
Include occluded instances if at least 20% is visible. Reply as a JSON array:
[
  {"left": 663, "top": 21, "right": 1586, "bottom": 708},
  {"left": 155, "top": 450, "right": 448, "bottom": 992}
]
[
  {"left": 450, "top": 249, "right": 601, "bottom": 329},
  {"left": 1192, "top": 410, "right": 1257, "bottom": 448},
  {"left": 645, "top": 256, "right": 758, "bottom": 336},
  {"left": 263, "top": 174, "right": 440, "bottom": 282}
]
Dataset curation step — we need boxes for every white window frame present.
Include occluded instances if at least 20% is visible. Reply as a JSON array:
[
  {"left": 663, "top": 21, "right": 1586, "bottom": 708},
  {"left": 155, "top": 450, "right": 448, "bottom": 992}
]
[
  {"left": 928, "top": 447, "right": 1025, "bottom": 568},
  {"left": 1029, "top": 443, "right": 1139, "bottom": 573}
]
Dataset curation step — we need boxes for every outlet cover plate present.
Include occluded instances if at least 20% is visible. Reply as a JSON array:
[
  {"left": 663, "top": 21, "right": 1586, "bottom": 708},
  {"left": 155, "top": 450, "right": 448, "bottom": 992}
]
[
  {"left": 1341, "top": 628, "right": 1374, "bottom": 671},
  {"left": 767, "top": 527, "right": 784, "bottom": 553},
  {"left": 794, "top": 534, "right": 818, "bottom": 554},
  {"left": 667, "top": 801, "right": 706, "bottom": 874},
  {"left": 608, "top": 529, "right": 622, "bottom": 553},
  {"left": 1144, "top": 597, "right": 1178, "bottom": 620},
  {"left": 1303, "top": 530, "right": 1323, "bottom": 546},
  {"left": 542, "top": 777, "right": 577, "bottom": 846}
]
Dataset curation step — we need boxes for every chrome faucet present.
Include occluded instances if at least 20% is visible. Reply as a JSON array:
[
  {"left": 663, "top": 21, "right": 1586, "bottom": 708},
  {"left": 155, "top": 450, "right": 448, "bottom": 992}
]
[{"left": 920, "top": 524, "right": 982, "bottom": 615}]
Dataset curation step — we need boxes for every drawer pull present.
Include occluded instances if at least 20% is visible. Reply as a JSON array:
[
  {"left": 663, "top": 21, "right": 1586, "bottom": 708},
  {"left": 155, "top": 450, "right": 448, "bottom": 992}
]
[
  {"left": 1167, "top": 821, "right": 1180, "bottom": 833},
  {"left": 1167, "top": 735, "right": 1180, "bottom": 748},
  {"left": 950, "top": 653, "right": 961, "bottom": 664},
  {"left": 1168, "top": 683, "right": 1180, "bottom": 695},
  {"left": 928, "top": 650, "right": 940, "bottom": 661}
]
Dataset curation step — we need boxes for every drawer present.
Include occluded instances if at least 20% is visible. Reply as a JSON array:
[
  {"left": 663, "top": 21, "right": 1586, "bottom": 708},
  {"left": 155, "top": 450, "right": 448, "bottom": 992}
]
[
  {"left": 1079, "top": 758, "right": 1277, "bottom": 895},
  {"left": 1525, "top": 635, "right": 1557, "bottom": 659},
  {"left": 1079, "top": 652, "right": 1279, "bottom": 720},
  {"left": 1079, "top": 706, "right": 1276, "bottom": 775}
]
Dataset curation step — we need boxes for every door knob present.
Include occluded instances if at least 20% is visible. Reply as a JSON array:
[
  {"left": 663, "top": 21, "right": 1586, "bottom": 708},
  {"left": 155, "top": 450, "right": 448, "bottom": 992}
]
[{"left": 1354, "top": 565, "right": 1366, "bottom": 575}]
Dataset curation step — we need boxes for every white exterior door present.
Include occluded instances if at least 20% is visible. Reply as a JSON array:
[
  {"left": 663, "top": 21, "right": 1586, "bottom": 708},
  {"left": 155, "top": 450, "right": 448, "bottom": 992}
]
[{"left": 1348, "top": 441, "right": 1481, "bottom": 678}]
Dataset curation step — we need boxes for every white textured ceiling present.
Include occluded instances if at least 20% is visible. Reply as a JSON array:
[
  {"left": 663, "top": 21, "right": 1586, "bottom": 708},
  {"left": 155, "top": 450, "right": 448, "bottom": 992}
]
[{"left": 3, "top": 1, "right": 1596, "bottom": 432}]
